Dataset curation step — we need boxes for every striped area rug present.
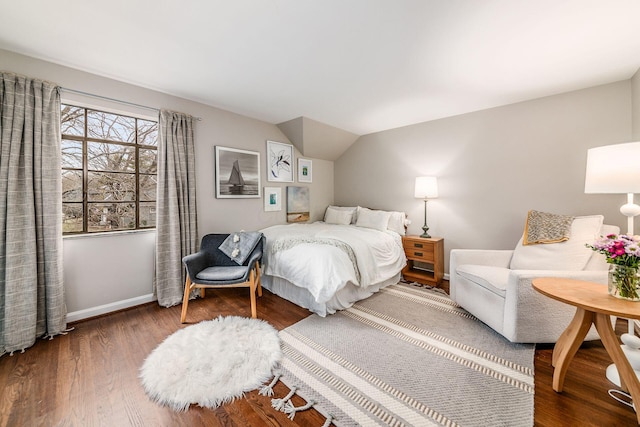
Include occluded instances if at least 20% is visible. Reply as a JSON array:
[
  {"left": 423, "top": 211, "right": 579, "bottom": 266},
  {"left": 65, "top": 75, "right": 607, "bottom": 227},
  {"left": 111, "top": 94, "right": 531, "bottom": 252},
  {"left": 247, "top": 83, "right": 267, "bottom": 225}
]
[{"left": 274, "top": 282, "right": 534, "bottom": 426}]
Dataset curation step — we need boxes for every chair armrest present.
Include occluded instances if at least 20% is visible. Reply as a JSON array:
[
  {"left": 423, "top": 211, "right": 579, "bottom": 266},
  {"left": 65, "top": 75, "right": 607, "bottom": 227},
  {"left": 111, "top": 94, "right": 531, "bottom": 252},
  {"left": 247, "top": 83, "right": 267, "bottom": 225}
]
[
  {"left": 449, "top": 249, "right": 513, "bottom": 300},
  {"left": 182, "top": 251, "right": 209, "bottom": 281},
  {"left": 450, "top": 249, "right": 514, "bottom": 269},
  {"left": 503, "top": 269, "right": 608, "bottom": 342}
]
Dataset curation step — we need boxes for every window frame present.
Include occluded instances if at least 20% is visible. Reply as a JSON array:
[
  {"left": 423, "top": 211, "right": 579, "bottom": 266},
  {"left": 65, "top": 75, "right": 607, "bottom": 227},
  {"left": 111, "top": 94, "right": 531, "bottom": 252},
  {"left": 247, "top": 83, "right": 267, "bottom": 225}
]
[{"left": 61, "top": 103, "right": 158, "bottom": 235}]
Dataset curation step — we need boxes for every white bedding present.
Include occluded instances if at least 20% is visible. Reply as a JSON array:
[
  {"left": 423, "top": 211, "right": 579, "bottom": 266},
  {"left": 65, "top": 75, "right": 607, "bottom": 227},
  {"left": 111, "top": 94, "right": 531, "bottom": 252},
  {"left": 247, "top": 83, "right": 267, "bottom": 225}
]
[{"left": 260, "top": 222, "right": 406, "bottom": 308}]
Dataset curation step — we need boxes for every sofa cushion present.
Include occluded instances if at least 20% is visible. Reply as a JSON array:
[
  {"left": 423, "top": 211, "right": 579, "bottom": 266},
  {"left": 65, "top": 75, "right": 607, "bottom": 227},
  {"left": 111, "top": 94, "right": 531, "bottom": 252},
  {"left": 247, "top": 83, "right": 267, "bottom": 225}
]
[
  {"left": 510, "top": 214, "right": 604, "bottom": 271},
  {"left": 456, "top": 265, "right": 510, "bottom": 298}
]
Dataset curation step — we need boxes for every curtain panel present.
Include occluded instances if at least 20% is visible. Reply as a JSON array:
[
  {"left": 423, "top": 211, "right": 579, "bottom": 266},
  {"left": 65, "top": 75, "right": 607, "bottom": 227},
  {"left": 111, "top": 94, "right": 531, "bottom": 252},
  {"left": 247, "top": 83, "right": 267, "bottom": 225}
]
[
  {"left": 155, "top": 109, "right": 198, "bottom": 307},
  {"left": 0, "top": 72, "right": 66, "bottom": 355}
]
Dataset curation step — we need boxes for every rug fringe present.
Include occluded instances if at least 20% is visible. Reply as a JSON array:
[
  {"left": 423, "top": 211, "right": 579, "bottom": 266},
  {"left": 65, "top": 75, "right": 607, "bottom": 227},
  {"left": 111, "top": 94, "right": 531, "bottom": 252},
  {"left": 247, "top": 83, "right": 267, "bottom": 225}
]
[
  {"left": 283, "top": 398, "right": 315, "bottom": 420},
  {"left": 259, "top": 373, "right": 281, "bottom": 397},
  {"left": 271, "top": 381, "right": 334, "bottom": 426},
  {"left": 271, "top": 386, "right": 296, "bottom": 411}
]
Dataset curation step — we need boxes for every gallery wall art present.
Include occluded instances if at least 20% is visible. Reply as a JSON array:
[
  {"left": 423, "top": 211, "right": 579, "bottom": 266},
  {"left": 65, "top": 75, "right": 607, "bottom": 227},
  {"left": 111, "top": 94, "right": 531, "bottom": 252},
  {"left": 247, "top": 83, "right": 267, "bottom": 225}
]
[
  {"left": 287, "top": 186, "right": 310, "bottom": 223},
  {"left": 267, "top": 140, "right": 294, "bottom": 182},
  {"left": 298, "top": 158, "right": 312, "bottom": 183},
  {"left": 263, "top": 187, "right": 282, "bottom": 212},
  {"left": 215, "top": 146, "right": 261, "bottom": 198}
]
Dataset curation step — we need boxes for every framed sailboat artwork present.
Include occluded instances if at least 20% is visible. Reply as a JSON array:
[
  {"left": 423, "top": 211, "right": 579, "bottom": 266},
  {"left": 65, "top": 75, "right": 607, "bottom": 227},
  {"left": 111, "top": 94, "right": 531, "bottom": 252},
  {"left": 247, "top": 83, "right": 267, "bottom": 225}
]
[{"left": 215, "top": 146, "right": 261, "bottom": 198}]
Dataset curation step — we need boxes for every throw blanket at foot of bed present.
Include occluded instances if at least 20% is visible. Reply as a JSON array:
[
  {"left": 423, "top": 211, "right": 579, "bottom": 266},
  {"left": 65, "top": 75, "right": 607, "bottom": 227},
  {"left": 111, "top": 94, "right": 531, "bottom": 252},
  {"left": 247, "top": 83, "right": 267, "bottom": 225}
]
[
  {"left": 265, "top": 282, "right": 535, "bottom": 427},
  {"left": 270, "top": 236, "right": 361, "bottom": 283}
]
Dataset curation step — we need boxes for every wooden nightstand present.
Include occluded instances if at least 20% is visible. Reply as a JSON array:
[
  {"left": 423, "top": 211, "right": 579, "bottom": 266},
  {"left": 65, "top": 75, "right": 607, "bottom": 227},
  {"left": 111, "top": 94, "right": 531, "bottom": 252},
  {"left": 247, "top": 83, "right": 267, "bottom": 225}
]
[{"left": 401, "top": 235, "right": 444, "bottom": 286}]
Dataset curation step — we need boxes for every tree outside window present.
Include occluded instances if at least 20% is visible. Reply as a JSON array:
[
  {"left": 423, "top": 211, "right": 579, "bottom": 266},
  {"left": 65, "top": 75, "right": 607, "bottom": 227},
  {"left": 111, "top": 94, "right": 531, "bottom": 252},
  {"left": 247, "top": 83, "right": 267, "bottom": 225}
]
[{"left": 61, "top": 105, "right": 158, "bottom": 233}]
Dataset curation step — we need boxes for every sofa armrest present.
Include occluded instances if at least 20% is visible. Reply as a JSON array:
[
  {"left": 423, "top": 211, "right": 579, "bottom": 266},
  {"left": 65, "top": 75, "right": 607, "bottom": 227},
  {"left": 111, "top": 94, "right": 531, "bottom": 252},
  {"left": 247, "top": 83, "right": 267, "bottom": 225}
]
[
  {"left": 449, "top": 249, "right": 514, "bottom": 300},
  {"left": 503, "top": 270, "right": 608, "bottom": 343}
]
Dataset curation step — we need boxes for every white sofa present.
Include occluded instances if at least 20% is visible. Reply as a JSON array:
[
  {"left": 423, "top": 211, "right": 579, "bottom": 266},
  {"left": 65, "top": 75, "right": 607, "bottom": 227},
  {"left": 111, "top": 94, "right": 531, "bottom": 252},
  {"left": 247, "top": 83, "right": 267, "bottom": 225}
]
[{"left": 450, "top": 221, "right": 618, "bottom": 343}]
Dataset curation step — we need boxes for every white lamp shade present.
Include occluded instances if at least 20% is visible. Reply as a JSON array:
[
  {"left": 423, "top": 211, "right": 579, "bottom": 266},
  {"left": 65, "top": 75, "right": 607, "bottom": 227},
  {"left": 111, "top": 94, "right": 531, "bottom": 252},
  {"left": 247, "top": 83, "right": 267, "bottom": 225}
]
[
  {"left": 415, "top": 176, "right": 438, "bottom": 199},
  {"left": 585, "top": 142, "right": 640, "bottom": 193}
]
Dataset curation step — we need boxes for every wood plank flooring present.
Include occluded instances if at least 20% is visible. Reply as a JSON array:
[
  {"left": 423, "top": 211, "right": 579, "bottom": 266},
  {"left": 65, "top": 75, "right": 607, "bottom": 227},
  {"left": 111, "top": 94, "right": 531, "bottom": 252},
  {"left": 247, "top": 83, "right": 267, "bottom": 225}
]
[{"left": 0, "top": 284, "right": 638, "bottom": 426}]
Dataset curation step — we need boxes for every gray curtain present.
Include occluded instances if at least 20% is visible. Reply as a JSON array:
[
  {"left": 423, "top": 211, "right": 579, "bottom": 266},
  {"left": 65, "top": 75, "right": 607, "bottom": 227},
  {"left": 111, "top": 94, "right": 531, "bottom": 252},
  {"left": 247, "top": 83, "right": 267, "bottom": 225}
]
[
  {"left": 155, "top": 109, "right": 198, "bottom": 307},
  {"left": 0, "top": 72, "right": 66, "bottom": 355}
]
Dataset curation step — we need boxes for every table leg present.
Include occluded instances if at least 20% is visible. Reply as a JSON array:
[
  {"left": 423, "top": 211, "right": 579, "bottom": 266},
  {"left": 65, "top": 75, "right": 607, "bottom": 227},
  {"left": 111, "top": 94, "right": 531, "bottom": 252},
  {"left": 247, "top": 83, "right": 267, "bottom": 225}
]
[
  {"left": 594, "top": 313, "right": 640, "bottom": 424},
  {"left": 552, "top": 307, "right": 594, "bottom": 392}
]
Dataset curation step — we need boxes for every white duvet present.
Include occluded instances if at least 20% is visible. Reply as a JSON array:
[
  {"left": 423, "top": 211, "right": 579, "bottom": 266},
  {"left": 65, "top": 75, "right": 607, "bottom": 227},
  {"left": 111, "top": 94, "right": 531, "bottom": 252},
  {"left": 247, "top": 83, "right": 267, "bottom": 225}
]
[{"left": 260, "top": 222, "right": 406, "bottom": 304}]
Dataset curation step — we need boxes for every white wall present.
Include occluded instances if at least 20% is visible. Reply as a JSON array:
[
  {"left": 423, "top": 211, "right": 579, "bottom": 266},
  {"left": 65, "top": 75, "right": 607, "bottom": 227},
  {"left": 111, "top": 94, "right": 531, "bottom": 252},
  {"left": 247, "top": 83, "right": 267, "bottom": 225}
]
[
  {"left": 63, "top": 231, "right": 156, "bottom": 321},
  {"left": 335, "top": 81, "right": 633, "bottom": 273},
  {"left": 1, "top": 48, "right": 334, "bottom": 319}
]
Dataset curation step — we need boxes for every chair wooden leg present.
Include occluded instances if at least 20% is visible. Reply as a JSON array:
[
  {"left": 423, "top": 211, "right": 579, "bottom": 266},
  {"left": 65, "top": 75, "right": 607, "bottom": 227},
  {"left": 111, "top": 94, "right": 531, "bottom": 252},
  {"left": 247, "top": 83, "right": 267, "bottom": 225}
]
[
  {"left": 200, "top": 288, "right": 206, "bottom": 298},
  {"left": 249, "top": 269, "right": 257, "bottom": 319},
  {"left": 180, "top": 276, "right": 193, "bottom": 323},
  {"left": 256, "top": 262, "right": 263, "bottom": 297}
]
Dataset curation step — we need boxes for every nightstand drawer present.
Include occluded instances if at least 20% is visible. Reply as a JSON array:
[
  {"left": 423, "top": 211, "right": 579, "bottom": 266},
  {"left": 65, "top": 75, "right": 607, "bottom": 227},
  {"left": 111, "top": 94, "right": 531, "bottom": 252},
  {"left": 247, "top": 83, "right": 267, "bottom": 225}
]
[
  {"left": 404, "top": 247, "right": 434, "bottom": 262},
  {"left": 403, "top": 239, "right": 431, "bottom": 250}
]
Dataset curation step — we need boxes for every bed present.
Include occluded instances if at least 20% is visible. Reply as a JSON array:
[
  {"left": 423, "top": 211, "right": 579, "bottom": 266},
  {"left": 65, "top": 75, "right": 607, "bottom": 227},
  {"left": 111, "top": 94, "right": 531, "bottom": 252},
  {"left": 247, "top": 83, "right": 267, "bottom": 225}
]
[{"left": 259, "top": 206, "right": 407, "bottom": 316}]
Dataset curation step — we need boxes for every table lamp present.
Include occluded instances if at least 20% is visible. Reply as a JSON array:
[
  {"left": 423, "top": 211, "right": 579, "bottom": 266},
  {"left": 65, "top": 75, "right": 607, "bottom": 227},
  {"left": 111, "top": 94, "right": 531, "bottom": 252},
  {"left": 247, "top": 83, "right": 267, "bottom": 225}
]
[
  {"left": 584, "top": 141, "right": 640, "bottom": 235},
  {"left": 585, "top": 141, "right": 640, "bottom": 339},
  {"left": 414, "top": 176, "right": 438, "bottom": 238}
]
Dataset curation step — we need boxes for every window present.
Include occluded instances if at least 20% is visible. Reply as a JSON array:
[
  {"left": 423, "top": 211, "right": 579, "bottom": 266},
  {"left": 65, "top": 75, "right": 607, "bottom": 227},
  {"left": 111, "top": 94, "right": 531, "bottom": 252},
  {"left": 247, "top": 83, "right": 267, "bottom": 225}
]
[{"left": 61, "top": 105, "right": 158, "bottom": 234}]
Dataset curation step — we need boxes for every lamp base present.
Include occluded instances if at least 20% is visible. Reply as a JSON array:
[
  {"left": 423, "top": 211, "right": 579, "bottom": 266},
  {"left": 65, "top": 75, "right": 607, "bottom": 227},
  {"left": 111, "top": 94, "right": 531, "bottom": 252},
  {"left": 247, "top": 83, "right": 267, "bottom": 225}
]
[{"left": 420, "top": 225, "right": 431, "bottom": 239}]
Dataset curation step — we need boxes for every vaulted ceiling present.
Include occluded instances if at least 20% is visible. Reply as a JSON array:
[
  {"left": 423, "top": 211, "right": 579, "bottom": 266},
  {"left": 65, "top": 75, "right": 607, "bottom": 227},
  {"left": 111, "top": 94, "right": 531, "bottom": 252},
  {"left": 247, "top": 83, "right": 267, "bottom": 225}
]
[{"left": 1, "top": 1, "right": 640, "bottom": 136}]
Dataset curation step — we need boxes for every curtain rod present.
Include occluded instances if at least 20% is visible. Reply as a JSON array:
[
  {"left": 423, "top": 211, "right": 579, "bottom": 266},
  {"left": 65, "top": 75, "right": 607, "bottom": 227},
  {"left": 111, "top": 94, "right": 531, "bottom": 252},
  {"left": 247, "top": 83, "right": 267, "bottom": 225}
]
[{"left": 60, "top": 87, "right": 202, "bottom": 121}]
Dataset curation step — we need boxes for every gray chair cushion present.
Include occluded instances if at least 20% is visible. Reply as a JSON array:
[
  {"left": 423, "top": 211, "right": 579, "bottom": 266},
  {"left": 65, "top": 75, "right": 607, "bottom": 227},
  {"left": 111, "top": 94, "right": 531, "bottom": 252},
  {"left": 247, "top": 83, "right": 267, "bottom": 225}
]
[{"left": 196, "top": 266, "right": 248, "bottom": 282}]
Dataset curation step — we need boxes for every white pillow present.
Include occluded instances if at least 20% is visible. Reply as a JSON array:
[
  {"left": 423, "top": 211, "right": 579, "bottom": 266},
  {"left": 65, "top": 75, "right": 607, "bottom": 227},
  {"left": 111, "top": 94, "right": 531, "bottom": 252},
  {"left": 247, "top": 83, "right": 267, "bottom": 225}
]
[
  {"left": 509, "top": 214, "right": 604, "bottom": 271},
  {"left": 324, "top": 207, "right": 353, "bottom": 225},
  {"left": 387, "top": 211, "right": 406, "bottom": 235},
  {"left": 356, "top": 207, "right": 391, "bottom": 232},
  {"left": 324, "top": 205, "right": 357, "bottom": 224}
]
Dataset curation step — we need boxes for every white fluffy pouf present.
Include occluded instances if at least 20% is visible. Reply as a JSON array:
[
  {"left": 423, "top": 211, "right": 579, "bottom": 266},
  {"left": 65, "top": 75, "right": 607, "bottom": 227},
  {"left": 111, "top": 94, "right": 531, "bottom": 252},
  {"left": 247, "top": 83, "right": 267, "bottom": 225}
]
[{"left": 139, "top": 316, "right": 281, "bottom": 411}]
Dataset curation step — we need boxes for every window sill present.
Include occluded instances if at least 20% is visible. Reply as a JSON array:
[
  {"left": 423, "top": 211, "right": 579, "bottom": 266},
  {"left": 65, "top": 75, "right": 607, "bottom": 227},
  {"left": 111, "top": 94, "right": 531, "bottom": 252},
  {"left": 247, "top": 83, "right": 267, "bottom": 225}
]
[{"left": 63, "top": 228, "right": 156, "bottom": 240}]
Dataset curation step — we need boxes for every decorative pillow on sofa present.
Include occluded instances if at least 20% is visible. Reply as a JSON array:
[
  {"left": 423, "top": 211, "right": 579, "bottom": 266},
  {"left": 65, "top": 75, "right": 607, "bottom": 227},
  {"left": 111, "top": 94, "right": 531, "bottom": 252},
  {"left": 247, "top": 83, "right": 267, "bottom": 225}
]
[
  {"left": 509, "top": 214, "right": 604, "bottom": 271},
  {"left": 523, "top": 210, "right": 574, "bottom": 245}
]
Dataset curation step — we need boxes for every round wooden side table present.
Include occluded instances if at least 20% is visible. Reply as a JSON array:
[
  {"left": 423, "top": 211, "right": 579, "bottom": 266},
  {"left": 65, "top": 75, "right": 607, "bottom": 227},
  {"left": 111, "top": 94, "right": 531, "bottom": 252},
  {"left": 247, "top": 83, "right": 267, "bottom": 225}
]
[{"left": 533, "top": 277, "right": 640, "bottom": 424}]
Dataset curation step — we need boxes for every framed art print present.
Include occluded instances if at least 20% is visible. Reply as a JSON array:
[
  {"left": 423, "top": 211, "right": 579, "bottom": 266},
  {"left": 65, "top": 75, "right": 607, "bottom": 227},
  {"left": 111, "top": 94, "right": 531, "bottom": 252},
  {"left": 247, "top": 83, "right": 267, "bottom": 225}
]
[
  {"left": 287, "top": 186, "right": 310, "bottom": 223},
  {"left": 263, "top": 187, "right": 282, "bottom": 211},
  {"left": 298, "top": 158, "right": 312, "bottom": 183},
  {"left": 267, "top": 140, "right": 294, "bottom": 182},
  {"left": 215, "top": 146, "right": 261, "bottom": 198}
]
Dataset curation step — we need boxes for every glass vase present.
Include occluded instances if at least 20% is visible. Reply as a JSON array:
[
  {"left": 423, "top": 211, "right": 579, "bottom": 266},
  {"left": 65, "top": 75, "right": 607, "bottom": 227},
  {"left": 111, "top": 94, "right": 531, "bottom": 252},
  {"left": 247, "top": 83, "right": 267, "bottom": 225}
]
[{"left": 608, "top": 265, "right": 640, "bottom": 301}]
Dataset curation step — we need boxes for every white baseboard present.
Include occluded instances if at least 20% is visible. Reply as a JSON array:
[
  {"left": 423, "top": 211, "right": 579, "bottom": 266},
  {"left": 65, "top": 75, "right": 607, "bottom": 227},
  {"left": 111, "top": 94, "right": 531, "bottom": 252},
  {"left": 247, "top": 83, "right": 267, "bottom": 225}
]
[
  {"left": 66, "top": 293, "right": 156, "bottom": 323},
  {"left": 444, "top": 273, "right": 450, "bottom": 281}
]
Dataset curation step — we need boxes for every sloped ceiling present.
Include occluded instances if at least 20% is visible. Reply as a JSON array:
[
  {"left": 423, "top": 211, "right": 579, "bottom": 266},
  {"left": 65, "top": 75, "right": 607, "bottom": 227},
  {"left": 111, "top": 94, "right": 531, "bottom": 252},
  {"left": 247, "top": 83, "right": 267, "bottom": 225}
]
[
  {"left": 277, "top": 117, "right": 359, "bottom": 161},
  {"left": 1, "top": 0, "right": 640, "bottom": 145}
]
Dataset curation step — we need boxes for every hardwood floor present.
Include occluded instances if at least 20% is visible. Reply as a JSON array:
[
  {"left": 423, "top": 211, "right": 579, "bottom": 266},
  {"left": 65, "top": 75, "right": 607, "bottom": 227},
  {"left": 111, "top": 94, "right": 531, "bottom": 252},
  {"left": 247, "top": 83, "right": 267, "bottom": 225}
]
[{"left": 0, "top": 285, "right": 637, "bottom": 426}]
